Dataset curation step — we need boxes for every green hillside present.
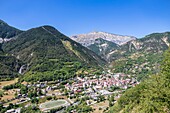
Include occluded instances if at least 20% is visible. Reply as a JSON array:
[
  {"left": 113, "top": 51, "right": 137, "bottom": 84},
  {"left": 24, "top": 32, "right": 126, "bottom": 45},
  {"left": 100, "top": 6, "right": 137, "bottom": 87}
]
[
  {"left": 88, "top": 38, "right": 119, "bottom": 60},
  {"left": 2, "top": 25, "right": 106, "bottom": 82},
  {"left": 109, "top": 47, "right": 170, "bottom": 113},
  {"left": 0, "top": 20, "right": 24, "bottom": 81},
  {"left": 0, "top": 55, "right": 23, "bottom": 80},
  {"left": 110, "top": 32, "right": 170, "bottom": 81},
  {"left": 0, "top": 19, "right": 23, "bottom": 39}
]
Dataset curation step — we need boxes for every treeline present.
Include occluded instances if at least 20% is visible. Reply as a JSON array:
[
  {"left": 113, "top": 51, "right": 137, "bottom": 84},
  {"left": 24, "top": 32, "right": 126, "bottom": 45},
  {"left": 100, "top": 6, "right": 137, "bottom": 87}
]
[{"left": 3, "top": 83, "right": 22, "bottom": 90}]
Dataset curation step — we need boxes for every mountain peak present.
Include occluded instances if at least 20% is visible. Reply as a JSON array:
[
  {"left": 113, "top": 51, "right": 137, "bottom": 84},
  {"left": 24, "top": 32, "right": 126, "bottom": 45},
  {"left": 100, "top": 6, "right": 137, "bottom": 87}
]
[
  {"left": 41, "top": 25, "right": 56, "bottom": 30},
  {"left": 0, "top": 19, "right": 23, "bottom": 39},
  {"left": 71, "top": 31, "right": 136, "bottom": 46},
  {"left": 39, "top": 25, "right": 61, "bottom": 35},
  {"left": 3, "top": 23, "right": 106, "bottom": 68},
  {"left": 90, "top": 31, "right": 103, "bottom": 34}
]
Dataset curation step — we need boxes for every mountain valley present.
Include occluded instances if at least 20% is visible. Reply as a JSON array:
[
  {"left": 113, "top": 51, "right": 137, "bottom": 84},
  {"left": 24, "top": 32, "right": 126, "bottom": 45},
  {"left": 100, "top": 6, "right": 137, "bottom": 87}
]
[
  {"left": 0, "top": 19, "right": 170, "bottom": 113},
  {"left": 0, "top": 20, "right": 106, "bottom": 81},
  {"left": 72, "top": 31, "right": 170, "bottom": 81}
]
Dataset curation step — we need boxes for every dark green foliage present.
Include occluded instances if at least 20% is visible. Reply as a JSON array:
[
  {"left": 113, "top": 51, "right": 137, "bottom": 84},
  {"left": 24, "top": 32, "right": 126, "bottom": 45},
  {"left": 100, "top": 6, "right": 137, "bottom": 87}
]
[
  {"left": 109, "top": 86, "right": 120, "bottom": 92},
  {"left": 0, "top": 23, "right": 105, "bottom": 81},
  {"left": 21, "top": 105, "right": 41, "bottom": 113},
  {"left": 110, "top": 32, "right": 170, "bottom": 81},
  {"left": 0, "top": 90, "right": 3, "bottom": 97},
  {"left": 65, "top": 97, "right": 93, "bottom": 113},
  {"left": 112, "top": 53, "right": 162, "bottom": 81},
  {"left": 109, "top": 94, "right": 115, "bottom": 107},
  {"left": 49, "top": 106, "right": 65, "bottom": 113},
  {"left": 161, "top": 48, "right": 170, "bottom": 80},
  {"left": 3, "top": 83, "right": 23, "bottom": 90},
  {"left": 46, "top": 96, "right": 53, "bottom": 100},
  {"left": 0, "top": 55, "right": 23, "bottom": 80},
  {"left": 0, "top": 103, "right": 19, "bottom": 113},
  {"left": 28, "top": 91, "right": 38, "bottom": 99},
  {"left": 97, "top": 95, "right": 105, "bottom": 102},
  {"left": 20, "top": 85, "right": 28, "bottom": 94},
  {"left": 0, "top": 43, "right": 3, "bottom": 53},
  {"left": 109, "top": 47, "right": 170, "bottom": 113},
  {"left": 110, "top": 74, "right": 170, "bottom": 113},
  {"left": 76, "top": 102, "right": 93, "bottom": 113},
  {"left": 88, "top": 38, "right": 119, "bottom": 59},
  {"left": 31, "top": 98, "right": 39, "bottom": 104},
  {"left": 78, "top": 105, "right": 93, "bottom": 113},
  {"left": 3, "top": 26, "right": 105, "bottom": 66},
  {"left": 0, "top": 19, "right": 23, "bottom": 39}
]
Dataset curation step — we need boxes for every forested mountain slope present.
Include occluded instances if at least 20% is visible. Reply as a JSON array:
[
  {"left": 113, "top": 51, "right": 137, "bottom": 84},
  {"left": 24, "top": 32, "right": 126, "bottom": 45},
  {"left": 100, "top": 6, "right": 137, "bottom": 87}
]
[
  {"left": 0, "top": 19, "right": 23, "bottom": 40},
  {"left": 1, "top": 25, "right": 106, "bottom": 81},
  {"left": 110, "top": 32, "right": 170, "bottom": 81},
  {"left": 109, "top": 47, "right": 170, "bottom": 113}
]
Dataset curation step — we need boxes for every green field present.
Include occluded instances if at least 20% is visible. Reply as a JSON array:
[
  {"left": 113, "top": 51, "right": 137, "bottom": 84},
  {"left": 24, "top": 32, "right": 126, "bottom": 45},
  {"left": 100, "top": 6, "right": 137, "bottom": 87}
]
[{"left": 40, "top": 100, "right": 68, "bottom": 111}]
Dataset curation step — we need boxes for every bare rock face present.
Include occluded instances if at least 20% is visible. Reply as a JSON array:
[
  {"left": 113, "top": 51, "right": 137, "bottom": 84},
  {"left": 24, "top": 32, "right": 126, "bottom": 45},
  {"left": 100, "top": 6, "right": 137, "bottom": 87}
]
[
  {"left": 70, "top": 31, "right": 136, "bottom": 47},
  {"left": 0, "top": 38, "right": 13, "bottom": 43},
  {"left": 70, "top": 31, "right": 136, "bottom": 61}
]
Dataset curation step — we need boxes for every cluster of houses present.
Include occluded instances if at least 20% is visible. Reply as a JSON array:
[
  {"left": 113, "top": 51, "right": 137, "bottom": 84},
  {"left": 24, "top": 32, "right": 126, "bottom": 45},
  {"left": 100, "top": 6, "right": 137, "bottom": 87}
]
[
  {"left": 3, "top": 73, "right": 139, "bottom": 113},
  {"left": 65, "top": 73, "right": 139, "bottom": 95}
]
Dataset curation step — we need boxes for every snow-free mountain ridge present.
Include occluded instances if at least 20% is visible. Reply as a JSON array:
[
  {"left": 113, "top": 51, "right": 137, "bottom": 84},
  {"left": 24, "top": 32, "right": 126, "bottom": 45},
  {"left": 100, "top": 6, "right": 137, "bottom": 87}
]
[{"left": 71, "top": 31, "right": 136, "bottom": 46}]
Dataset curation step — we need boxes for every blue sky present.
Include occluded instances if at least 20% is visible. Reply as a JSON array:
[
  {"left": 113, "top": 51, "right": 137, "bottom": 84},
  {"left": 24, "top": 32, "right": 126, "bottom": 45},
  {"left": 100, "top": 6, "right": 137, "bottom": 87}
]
[{"left": 0, "top": 0, "right": 170, "bottom": 38}]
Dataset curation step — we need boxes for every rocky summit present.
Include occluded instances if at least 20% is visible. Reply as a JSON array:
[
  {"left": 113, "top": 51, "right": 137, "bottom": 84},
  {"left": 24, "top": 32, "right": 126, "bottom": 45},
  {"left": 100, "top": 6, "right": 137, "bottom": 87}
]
[{"left": 70, "top": 31, "right": 136, "bottom": 46}]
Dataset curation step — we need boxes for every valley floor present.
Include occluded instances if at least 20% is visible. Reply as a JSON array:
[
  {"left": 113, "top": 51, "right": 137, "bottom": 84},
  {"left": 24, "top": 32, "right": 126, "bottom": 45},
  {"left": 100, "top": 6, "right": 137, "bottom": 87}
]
[{"left": 0, "top": 72, "right": 139, "bottom": 113}]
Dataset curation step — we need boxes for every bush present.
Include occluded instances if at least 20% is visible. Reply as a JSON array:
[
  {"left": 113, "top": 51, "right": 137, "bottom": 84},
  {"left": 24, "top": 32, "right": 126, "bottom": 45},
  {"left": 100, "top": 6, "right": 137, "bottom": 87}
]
[{"left": 46, "top": 96, "right": 52, "bottom": 100}]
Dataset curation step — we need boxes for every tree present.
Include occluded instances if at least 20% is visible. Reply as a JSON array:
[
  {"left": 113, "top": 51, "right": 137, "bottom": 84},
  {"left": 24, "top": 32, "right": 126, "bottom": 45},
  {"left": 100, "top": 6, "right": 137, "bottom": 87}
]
[
  {"left": 20, "top": 85, "right": 28, "bottom": 94},
  {"left": 28, "top": 90, "right": 37, "bottom": 99},
  {"left": 97, "top": 95, "right": 105, "bottom": 102},
  {"left": 161, "top": 48, "right": 170, "bottom": 82},
  {"left": 109, "top": 94, "right": 115, "bottom": 107},
  {"left": 31, "top": 98, "right": 39, "bottom": 104}
]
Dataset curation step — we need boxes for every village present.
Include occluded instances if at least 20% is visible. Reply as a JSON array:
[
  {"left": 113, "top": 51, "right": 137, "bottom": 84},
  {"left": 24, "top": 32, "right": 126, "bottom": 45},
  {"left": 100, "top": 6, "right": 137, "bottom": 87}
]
[
  {"left": 65, "top": 73, "right": 138, "bottom": 97},
  {"left": 0, "top": 72, "right": 139, "bottom": 113}
]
